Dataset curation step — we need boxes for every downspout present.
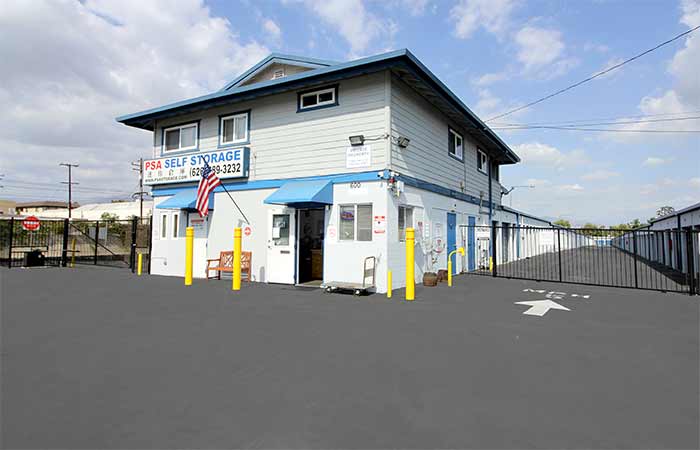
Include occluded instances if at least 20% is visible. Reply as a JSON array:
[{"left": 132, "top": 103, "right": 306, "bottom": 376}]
[{"left": 488, "top": 159, "right": 493, "bottom": 264}]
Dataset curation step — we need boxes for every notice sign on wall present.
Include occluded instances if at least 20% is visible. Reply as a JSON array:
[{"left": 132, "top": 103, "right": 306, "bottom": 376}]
[
  {"left": 346, "top": 145, "right": 371, "bottom": 169},
  {"left": 143, "top": 148, "right": 249, "bottom": 185},
  {"left": 373, "top": 215, "right": 386, "bottom": 234}
]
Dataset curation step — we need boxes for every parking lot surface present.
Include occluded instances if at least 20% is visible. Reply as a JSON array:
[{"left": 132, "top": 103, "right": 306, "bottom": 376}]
[{"left": 1, "top": 267, "right": 698, "bottom": 449}]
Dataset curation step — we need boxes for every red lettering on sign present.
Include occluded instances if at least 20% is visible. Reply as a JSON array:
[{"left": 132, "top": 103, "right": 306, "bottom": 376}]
[{"left": 22, "top": 216, "right": 41, "bottom": 231}]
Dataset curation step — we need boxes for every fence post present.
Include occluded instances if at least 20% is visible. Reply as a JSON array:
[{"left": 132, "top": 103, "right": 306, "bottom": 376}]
[
  {"left": 147, "top": 218, "right": 153, "bottom": 274},
  {"left": 61, "top": 218, "right": 69, "bottom": 267},
  {"left": 557, "top": 228, "right": 563, "bottom": 282},
  {"left": 94, "top": 221, "right": 99, "bottom": 265},
  {"left": 7, "top": 217, "right": 14, "bottom": 268},
  {"left": 632, "top": 230, "right": 639, "bottom": 289},
  {"left": 130, "top": 217, "right": 138, "bottom": 273},
  {"left": 686, "top": 231, "right": 696, "bottom": 296},
  {"left": 491, "top": 225, "right": 498, "bottom": 277}
]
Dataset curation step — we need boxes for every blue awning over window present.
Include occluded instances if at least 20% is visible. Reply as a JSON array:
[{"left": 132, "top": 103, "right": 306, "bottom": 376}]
[
  {"left": 156, "top": 190, "right": 215, "bottom": 210},
  {"left": 264, "top": 179, "right": 333, "bottom": 207}
]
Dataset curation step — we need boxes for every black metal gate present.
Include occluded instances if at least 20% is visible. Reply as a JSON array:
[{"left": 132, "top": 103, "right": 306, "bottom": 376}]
[
  {"left": 461, "top": 225, "right": 699, "bottom": 295},
  {"left": 1, "top": 217, "right": 151, "bottom": 272}
]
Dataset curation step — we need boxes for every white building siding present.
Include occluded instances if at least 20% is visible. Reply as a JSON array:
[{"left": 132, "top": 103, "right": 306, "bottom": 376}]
[
  {"left": 154, "top": 72, "right": 389, "bottom": 182},
  {"left": 389, "top": 76, "right": 495, "bottom": 203}
]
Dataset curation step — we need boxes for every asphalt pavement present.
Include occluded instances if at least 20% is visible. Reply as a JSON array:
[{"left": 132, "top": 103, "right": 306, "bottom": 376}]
[{"left": 1, "top": 266, "right": 698, "bottom": 449}]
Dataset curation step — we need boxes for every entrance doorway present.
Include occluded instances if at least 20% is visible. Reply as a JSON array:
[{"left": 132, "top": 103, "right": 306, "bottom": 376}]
[{"left": 297, "top": 209, "right": 325, "bottom": 285}]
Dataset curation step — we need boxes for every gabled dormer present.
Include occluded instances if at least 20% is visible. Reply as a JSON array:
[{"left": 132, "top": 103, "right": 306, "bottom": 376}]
[{"left": 220, "top": 53, "right": 338, "bottom": 91}]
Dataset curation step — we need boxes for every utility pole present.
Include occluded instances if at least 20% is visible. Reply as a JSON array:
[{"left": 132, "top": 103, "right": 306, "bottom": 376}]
[
  {"left": 131, "top": 158, "right": 148, "bottom": 220},
  {"left": 59, "top": 163, "right": 79, "bottom": 219}
]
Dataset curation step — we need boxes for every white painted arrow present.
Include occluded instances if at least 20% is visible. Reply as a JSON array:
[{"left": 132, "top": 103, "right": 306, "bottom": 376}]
[{"left": 515, "top": 300, "right": 571, "bottom": 317}]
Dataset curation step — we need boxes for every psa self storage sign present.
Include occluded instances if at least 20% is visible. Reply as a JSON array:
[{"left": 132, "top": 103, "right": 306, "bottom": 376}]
[{"left": 143, "top": 148, "right": 249, "bottom": 185}]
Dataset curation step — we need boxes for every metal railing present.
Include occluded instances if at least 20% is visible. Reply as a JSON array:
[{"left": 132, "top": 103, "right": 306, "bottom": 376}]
[{"left": 460, "top": 225, "right": 699, "bottom": 295}]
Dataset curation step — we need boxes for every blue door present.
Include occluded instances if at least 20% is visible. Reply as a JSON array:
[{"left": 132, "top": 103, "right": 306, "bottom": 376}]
[
  {"left": 447, "top": 212, "right": 457, "bottom": 274},
  {"left": 467, "top": 216, "right": 476, "bottom": 271}
]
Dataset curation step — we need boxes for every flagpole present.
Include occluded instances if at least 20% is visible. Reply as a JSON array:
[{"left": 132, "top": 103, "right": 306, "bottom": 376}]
[{"left": 219, "top": 182, "right": 250, "bottom": 225}]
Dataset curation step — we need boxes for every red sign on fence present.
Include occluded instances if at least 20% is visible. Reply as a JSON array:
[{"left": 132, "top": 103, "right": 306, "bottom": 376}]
[{"left": 22, "top": 216, "right": 41, "bottom": 231}]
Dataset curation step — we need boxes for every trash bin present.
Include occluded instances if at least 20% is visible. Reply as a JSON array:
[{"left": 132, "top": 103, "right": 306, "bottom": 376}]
[{"left": 24, "top": 250, "right": 45, "bottom": 267}]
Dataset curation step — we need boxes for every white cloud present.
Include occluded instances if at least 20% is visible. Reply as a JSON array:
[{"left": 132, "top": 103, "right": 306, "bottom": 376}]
[
  {"left": 512, "top": 142, "right": 589, "bottom": 170},
  {"left": 643, "top": 157, "right": 674, "bottom": 167},
  {"left": 690, "top": 177, "right": 700, "bottom": 187},
  {"left": 512, "top": 25, "right": 577, "bottom": 78},
  {"left": 291, "top": 0, "right": 390, "bottom": 55},
  {"left": 262, "top": 18, "right": 282, "bottom": 40},
  {"left": 612, "top": 0, "right": 700, "bottom": 138},
  {"left": 0, "top": 0, "right": 269, "bottom": 202},
  {"left": 559, "top": 184, "right": 585, "bottom": 192},
  {"left": 580, "top": 170, "right": 620, "bottom": 181},
  {"left": 397, "top": 0, "right": 431, "bottom": 16},
  {"left": 472, "top": 71, "right": 509, "bottom": 87},
  {"left": 525, "top": 178, "right": 551, "bottom": 187},
  {"left": 450, "top": 0, "right": 517, "bottom": 39}
]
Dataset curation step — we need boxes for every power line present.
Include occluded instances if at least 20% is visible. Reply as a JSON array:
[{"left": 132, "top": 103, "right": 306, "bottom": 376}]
[
  {"left": 490, "top": 125, "right": 700, "bottom": 133},
  {"left": 485, "top": 24, "right": 700, "bottom": 122},
  {"left": 59, "top": 162, "right": 79, "bottom": 219},
  {"left": 492, "top": 115, "right": 700, "bottom": 128},
  {"left": 490, "top": 110, "right": 700, "bottom": 126}
]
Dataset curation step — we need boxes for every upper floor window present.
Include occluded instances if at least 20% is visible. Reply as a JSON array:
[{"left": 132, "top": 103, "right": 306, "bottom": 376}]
[
  {"left": 163, "top": 123, "right": 198, "bottom": 153},
  {"left": 298, "top": 85, "right": 338, "bottom": 112},
  {"left": 448, "top": 128, "right": 463, "bottom": 161},
  {"left": 477, "top": 148, "right": 488, "bottom": 174},
  {"left": 219, "top": 111, "right": 249, "bottom": 146}
]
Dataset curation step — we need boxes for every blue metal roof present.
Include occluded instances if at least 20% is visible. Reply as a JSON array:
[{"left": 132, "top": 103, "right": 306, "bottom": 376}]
[
  {"left": 156, "top": 189, "right": 214, "bottom": 210},
  {"left": 116, "top": 49, "right": 519, "bottom": 163}
]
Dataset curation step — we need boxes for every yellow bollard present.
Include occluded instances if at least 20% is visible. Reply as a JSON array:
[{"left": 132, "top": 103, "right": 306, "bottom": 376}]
[
  {"left": 405, "top": 227, "right": 415, "bottom": 301},
  {"left": 232, "top": 227, "right": 242, "bottom": 291},
  {"left": 447, "top": 247, "right": 465, "bottom": 287},
  {"left": 184, "top": 226, "right": 194, "bottom": 286},
  {"left": 70, "top": 237, "right": 76, "bottom": 268},
  {"left": 387, "top": 270, "right": 392, "bottom": 299},
  {"left": 137, "top": 253, "right": 143, "bottom": 276}
]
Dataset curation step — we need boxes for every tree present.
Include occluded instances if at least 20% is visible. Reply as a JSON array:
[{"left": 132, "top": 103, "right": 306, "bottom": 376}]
[
  {"left": 553, "top": 219, "right": 571, "bottom": 228},
  {"left": 581, "top": 223, "right": 604, "bottom": 236},
  {"left": 628, "top": 218, "right": 643, "bottom": 229},
  {"left": 656, "top": 206, "right": 675, "bottom": 218}
]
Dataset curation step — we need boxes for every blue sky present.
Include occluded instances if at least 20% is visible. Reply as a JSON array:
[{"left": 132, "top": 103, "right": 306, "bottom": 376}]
[{"left": 1, "top": 0, "right": 698, "bottom": 225}]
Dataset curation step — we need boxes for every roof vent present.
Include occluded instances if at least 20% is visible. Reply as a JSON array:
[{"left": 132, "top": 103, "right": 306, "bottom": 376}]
[{"left": 272, "top": 69, "right": 285, "bottom": 80}]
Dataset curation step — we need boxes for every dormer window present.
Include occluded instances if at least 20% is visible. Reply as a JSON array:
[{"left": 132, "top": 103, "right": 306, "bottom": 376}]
[
  {"left": 297, "top": 85, "right": 338, "bottom": 112},
  {"left": 272, "top": 68, "right": 285, "bottom": 79}
]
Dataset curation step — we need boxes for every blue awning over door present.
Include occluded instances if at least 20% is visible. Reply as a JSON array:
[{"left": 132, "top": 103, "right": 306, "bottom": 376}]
[
  {"left": 156, "top": 190, "right": 215, "bottom": 210},
  {"left": 263, "top": 179, "right": 333, "bottom": 207}
]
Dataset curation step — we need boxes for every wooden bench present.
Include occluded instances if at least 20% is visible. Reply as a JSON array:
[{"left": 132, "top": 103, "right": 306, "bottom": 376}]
[{"left": 206, "top": 251, "right": 252, "bottom": 281}]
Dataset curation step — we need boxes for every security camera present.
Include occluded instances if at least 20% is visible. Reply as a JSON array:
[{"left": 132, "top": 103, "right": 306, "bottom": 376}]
[{"left": 377, "top": 171, "right": 385, "bottom": 179}]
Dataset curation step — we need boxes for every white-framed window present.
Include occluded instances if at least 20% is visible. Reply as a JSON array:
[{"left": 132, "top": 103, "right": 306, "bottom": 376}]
[
  {"left": 172, "top": 213, "right": 179, "bottom": 238},
  {"left": 449, "top": 128, "right": 463, "bottom": 161},
  {"left": 339, "top": 204, "right": 372, "bottom": 242},
  {"left": 477, "top": 148, "right": 488, "bottom": 174},
  {"left": 163, "top": 123, "right": 198, "bottom": 153},
  {"left": 398, "top": 206, "right": 414, "bottom": 242},
  {"left": 160, "top": 214, "right": 168, "bottom": 239},
  {"left": 219, "top": 112, "right": 249, "bottom": 146},
  {"left": 298, "top": 86, "right": 337, "bottom": 111}
]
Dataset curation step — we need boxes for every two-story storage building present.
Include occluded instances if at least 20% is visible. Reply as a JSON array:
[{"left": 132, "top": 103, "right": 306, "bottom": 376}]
[{"left": 117, "top": 49, "right": 534, "bottom": 292}]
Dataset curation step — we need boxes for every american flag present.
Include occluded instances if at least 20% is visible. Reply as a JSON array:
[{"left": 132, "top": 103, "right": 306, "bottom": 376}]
[{"left": 195, "top": 162, "right": 221, "bottom": 217}]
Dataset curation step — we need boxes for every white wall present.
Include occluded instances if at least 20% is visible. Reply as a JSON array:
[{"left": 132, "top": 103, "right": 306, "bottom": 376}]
[
  {"left": 390, "top": 75, "right": 497, "bottom": 204},
  {"left": 155, "top": 72, "right": 389, "bottom": 181}
]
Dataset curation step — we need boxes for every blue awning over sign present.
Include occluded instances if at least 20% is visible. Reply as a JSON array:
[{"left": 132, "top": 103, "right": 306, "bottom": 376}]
[
  {"left": 264, "top": 179, "right": 333, "bottom": 207},
  {"left": 156, "top": 190, "right": 215, "bottom": 210}
]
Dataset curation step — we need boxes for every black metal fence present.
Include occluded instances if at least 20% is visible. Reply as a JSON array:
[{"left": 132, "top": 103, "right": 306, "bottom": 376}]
[
  {"left": 461, "top": 225, "right": 699, "bottom": 295},
  {"left": 0, "top": 217, "right": 151, "bottom": 272}
]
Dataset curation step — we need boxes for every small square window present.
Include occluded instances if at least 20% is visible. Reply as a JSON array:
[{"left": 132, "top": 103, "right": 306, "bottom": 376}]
[
  {"left": 220, "top": 112, "right": 248, "bottom": 146},
  {"left": 449, "top": 128, "right": 463, "bottom": 161},
  {"left": 398, "top": 206, "right": 414, "bottom": 242},
  {"left": 477, "top": 149, "right": 488, "bottom": 174},
  {"left": 162, "top": 123, "right": 198, "bottom": 153}
]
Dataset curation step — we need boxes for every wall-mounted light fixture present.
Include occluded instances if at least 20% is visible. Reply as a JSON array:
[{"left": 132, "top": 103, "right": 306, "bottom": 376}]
[
  {"left": 396, "top": 136, "right": 410, "bottom": 148},
  {"left": 348, "top": 135, "right": 365, "bottom": 146}
]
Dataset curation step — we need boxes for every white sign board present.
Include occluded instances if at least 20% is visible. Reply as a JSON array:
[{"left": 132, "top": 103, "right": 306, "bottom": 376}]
[
  {"left": 346, "top": 145, "right": 371, "bottom": 169},
  {"left": 144, "top": 148, "right": 249, "bottom": 185}
]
